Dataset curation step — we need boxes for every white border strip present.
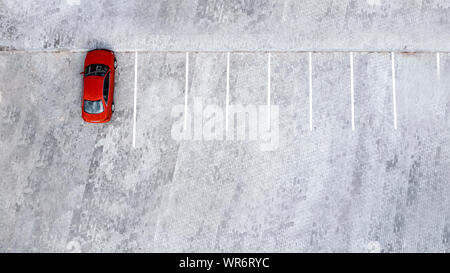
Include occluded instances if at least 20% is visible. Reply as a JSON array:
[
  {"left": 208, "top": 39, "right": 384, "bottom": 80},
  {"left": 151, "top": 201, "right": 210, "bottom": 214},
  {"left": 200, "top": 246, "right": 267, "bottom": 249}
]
[
  {"left": 267, "top": 53, "right": 271, "bottom": 130},
  {"left": 391, "top": 52, "right": 398, "bottom": 130},
  {"left": 225, "top": 52, "right": 230, "bottom": 131},
  {"left": 184, "top": 52, "right": 189, "bottom": 131},
  {"left": 309, "top": 52, "right": 313, "bottom": 131},
  {"left": 350, "top": 52, "right": 355, "bottom": 131},
  {"left": 132, "top": 51, "right": 138, "bottom": 148}
]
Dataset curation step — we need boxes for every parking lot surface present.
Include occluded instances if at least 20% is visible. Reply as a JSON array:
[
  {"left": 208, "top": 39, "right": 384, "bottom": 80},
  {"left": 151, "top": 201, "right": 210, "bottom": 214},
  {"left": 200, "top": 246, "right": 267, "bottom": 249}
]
[{"left": 1, "top": 1, "right": 450, "bottom": 252}]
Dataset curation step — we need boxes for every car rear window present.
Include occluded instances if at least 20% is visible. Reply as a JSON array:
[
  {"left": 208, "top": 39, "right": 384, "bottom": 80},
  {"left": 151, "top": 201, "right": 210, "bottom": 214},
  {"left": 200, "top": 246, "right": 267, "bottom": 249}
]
[
  {"left": 85, "top": 64, "right": 109, "bottom": 77},
  {"left": 84, "top": 100, "right": 104, "bottom": 114}
]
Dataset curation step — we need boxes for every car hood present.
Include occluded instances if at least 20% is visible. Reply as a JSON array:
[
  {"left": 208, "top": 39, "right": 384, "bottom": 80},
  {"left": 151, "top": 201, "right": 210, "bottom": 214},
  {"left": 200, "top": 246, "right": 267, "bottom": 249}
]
[{"left": 83, "top": 76, "right": 104, "bottom": 100}]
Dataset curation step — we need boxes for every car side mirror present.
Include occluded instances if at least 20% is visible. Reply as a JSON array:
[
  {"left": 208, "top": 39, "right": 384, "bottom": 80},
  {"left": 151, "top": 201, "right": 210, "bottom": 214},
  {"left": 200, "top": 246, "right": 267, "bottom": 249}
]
[{"left": 80, "top": 72, "right": 84, "bottom": 75}]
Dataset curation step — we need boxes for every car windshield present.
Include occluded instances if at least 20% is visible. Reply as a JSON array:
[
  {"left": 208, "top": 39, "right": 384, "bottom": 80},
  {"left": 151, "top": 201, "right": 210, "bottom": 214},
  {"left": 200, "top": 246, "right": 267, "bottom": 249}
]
[
  {"left": 85, "top": 64, "right": 109, "bottom": 77},
  {"left": 84, "top": 100, "right": 104, "bottom": 114}
]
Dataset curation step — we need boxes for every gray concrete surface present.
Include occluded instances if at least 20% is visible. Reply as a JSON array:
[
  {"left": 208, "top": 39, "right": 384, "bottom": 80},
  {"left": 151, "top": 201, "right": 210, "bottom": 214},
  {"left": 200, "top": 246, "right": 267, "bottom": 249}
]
[
  {"left": 1, "top": 0, "right": 450, "bottom": 253},
  {"left": 2, "top": 0, "right": 450, "bottom": 52}
]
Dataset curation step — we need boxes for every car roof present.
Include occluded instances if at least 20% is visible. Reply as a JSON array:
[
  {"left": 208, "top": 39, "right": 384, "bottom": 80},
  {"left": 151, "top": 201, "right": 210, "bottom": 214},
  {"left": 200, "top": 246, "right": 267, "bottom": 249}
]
[{"left": 83, "top": 76, "right": 105, "bottom": 100}]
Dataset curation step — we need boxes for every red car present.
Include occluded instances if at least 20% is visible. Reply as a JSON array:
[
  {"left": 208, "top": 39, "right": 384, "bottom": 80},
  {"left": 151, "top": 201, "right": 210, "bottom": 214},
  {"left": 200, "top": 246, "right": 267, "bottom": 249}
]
[{"left": 81, "top": 49, "right": 117, "bottom": 123}]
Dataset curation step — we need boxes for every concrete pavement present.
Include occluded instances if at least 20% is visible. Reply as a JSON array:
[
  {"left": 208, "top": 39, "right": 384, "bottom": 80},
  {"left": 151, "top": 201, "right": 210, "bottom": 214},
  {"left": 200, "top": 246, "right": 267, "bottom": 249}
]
[{"left": 1, "top": 1, "right": 450, "bottom": 252}]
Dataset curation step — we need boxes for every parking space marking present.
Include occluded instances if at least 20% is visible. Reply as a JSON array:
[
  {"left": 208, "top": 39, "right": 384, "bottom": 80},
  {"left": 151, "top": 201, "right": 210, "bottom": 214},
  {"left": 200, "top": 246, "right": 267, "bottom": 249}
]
[
  {"left": 225, "top": 52, "right": 230, "bottom": 131},
  {"left": 33, "top": 49, "right": 443, "bottom": 139},
  {"left": 267, "top": 53, "right": 271, "bottom": 130},
  {"left": 132, "top": 51, "right": 138, "bottom": 148},
  {"left": 436, "top": 52, "right": 441, "bottom": 79},
  {"left": 391, "top": 52, "right": 398, "bottom": 130},
  {"left": 184, "top": 52, "right": 189, "bottom": 131},
  {"left": 350, "top": 52, "right": 355, "bottom": 131},
  {"left": 309, "top": 52, "right": 313, "bottom": 131}
]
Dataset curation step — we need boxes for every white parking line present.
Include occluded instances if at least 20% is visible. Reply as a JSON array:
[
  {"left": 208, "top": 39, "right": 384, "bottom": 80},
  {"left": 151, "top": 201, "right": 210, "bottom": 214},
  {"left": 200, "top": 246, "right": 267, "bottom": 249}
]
[
  {"left": 436, "top": 52, "right": 441, "bottom": 79},
  {"left": 391, "top": 52, "right": 398, "bottom": 130},
  {"left": 132, "top": 51, "right": 138, "bottom": 148},
  {"left": 309, "top": 52, "right": 313, "bottom": 131},
  {"left": 130, "top": 51, "right": 406, "bottom": 141},
  {"left": 184, "top": 52, "right": 189, "bottom": 131},
  {"left": 350, "top": 52, "right": 355, "bottom": 131},
  {"left": 225, "top": 52, "right": 230, "bottom": 131},
  {"left": 267, "top": 52, "right": 271, "bottom": 130}
]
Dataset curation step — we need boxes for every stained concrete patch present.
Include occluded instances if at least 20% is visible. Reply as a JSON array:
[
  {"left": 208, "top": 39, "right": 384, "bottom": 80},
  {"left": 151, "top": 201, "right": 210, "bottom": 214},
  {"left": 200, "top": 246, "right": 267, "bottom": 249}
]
[{"left": 2, "top": 0, "right": 450, "bottom": 51}]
